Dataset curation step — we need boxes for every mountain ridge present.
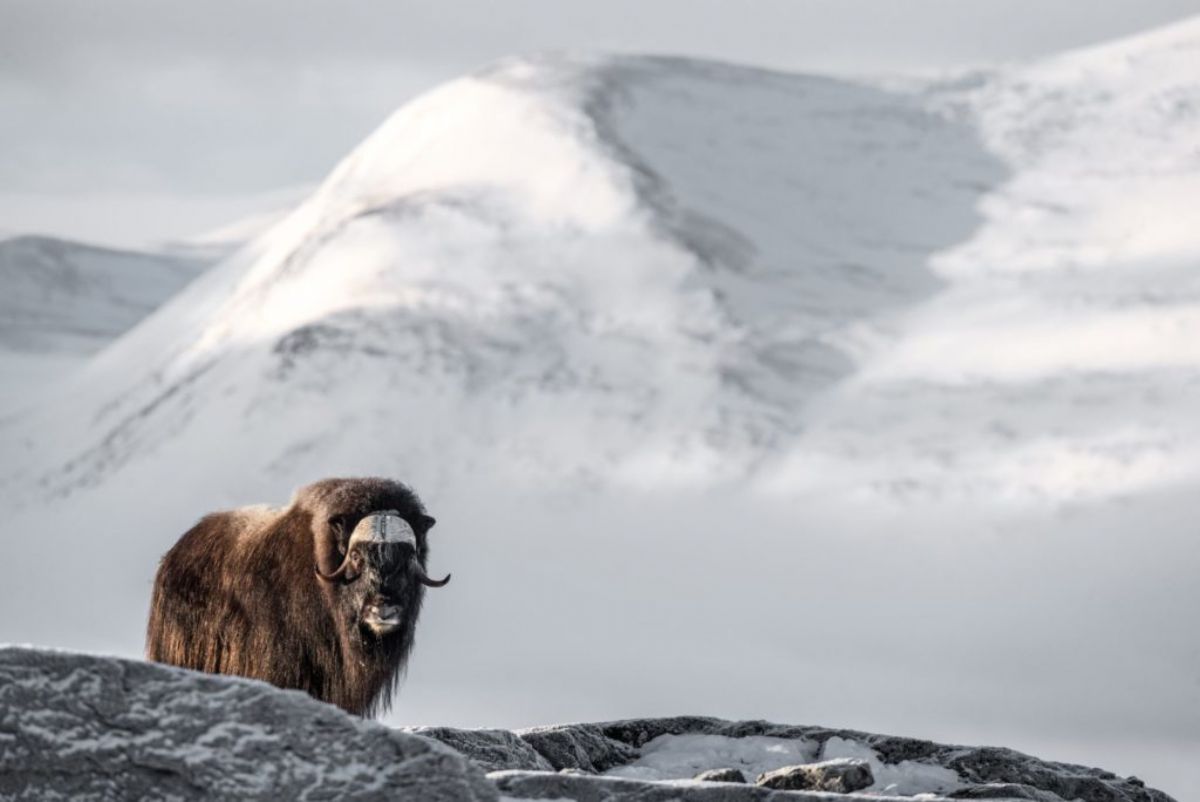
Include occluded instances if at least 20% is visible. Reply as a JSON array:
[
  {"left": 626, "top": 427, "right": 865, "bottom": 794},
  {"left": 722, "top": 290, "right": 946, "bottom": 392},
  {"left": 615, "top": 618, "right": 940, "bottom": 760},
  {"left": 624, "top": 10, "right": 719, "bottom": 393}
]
[{"left": 0, "top": 233, "right": 207, "bottom": 413}]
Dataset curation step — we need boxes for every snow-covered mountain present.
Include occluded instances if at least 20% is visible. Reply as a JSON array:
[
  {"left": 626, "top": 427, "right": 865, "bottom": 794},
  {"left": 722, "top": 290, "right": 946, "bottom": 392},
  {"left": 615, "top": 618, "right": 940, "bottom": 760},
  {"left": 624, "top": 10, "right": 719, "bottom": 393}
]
[
  {"left": 1, "top": 16, "right": 1198, "bottom": 800},
  {"left": 0, "top": 54, "right": 1003, "bottom": 498},
  {"left": 5, "top": 23, "right": 1199, "bottom": 504},
  {"left": 0, "top": 235, "right": 206, "bottom": 411}
]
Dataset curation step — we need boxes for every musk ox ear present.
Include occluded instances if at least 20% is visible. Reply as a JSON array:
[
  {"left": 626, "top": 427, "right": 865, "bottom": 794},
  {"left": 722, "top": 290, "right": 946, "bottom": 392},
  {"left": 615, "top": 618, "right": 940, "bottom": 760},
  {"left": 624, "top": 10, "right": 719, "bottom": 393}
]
[{"left": 419, "top": 514, "right": 436, "bottom": 531}]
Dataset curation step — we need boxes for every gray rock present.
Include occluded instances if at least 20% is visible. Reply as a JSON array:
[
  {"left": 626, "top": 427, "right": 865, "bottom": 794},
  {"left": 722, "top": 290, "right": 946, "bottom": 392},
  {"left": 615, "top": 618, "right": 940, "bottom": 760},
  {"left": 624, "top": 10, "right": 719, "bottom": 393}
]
[
  {"left": 405, "top": 726, "right": 554, "bottom": 773},
  {"left": 755, "top": 759, "right": 874, "bottom": 793},
  {"left": 421, "top": 717, "right": 1176, "bottom": 802},
  {"left": 696, "top": 768, "right": 749, "bottom": 784},
  {"left": 948, "top": 783, "right": 1064, "bottom": 800},
  {"left": 944, "top": 745, "right": 1168, "bottom": 802},
  {"left": 2, "top": 647, "right": 1173, "bottom": 802},
  {"left": 592, "top": 718, "right": 1174, "bottom": 802},
  {"left": 518, "top": 723, "right": 638, "bottom": 772},
  {"left": 491, "top": 769, "right": 906, "bottom": 800},
  {"left": 0, "top": 647, "right": 496, "bottom": 802}
]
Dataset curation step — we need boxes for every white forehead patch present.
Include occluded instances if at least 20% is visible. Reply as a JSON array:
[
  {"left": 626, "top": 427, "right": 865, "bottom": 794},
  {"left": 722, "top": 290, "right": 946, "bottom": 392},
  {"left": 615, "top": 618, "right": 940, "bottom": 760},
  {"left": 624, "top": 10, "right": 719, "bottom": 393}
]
[{"left": 348, "top": 511, "right": 417, "bottom": 548}]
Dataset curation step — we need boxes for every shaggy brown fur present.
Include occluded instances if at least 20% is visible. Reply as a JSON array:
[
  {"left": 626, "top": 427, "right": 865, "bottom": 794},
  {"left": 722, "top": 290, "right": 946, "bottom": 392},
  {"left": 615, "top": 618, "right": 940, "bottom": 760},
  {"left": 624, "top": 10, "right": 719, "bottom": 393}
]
[{"left": 146, "top": 477, "right": 439, "bottom": 717}]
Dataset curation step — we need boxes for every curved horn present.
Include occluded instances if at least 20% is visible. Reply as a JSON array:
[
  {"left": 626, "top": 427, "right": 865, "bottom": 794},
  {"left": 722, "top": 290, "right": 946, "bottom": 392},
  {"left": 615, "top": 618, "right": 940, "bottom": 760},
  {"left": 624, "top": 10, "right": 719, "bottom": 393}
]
[
  {"left": 315, "top": 515, "right": 358, "bottom": 584},
  {"left": 414, "top": 565, "right": 451, "bottom": 588},
  {"left": 314, "top": 562, "right": 353, "bottom": 583}
]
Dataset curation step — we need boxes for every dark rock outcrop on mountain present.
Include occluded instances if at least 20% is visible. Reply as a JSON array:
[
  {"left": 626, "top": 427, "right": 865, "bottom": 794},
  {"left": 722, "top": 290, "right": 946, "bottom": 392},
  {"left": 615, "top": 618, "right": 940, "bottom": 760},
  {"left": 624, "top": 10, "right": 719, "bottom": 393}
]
[{"left": 0, "top": 647, "right": 495, "bottom": 801}]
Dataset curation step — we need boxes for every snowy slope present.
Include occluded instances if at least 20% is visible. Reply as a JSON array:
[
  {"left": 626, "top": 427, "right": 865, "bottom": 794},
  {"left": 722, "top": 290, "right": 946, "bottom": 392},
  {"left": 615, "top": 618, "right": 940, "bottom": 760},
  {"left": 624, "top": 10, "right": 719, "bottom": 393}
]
[
  {"left": 0, "top": 55, "right": 1000, "bottom": 498},
  {"left": 1, "top": 18, "right": 1198, "bottom": 800},
  {"left": 772, "top": 16, "right": 1200, "bottom": 504},
  {"left": 0, "top": 235, "right": 206, "bottom": 411}
]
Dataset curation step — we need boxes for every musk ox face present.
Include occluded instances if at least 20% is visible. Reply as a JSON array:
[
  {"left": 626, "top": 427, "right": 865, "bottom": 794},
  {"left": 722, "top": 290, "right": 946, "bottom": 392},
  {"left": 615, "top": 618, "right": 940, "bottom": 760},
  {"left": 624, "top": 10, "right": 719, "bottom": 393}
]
[{"left": 316, "top": 509, "right": 449, "bottom": 638}]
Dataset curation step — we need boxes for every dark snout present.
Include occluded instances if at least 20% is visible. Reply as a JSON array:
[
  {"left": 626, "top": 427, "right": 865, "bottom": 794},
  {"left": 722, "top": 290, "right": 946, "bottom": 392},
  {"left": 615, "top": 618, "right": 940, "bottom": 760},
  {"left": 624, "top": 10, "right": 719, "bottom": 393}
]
[
  {"left": 366, "top": 540, "right": 415, "bottom": 578},
  {"left": 360, "top": 540, "right": 451, "bottom": 637}
]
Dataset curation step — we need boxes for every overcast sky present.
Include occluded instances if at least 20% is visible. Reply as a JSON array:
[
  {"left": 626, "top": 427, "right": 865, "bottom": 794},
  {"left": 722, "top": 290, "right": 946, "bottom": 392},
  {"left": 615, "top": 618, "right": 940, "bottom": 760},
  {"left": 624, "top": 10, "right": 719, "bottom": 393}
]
[{"left": 2, "top": 0, "right": 1198, "bottom": 247}]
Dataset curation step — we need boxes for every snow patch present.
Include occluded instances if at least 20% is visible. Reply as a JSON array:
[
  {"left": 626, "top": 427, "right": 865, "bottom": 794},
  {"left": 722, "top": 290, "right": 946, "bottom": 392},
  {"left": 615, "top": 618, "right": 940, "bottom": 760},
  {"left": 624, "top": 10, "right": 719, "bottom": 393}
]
[
  {"left": 605, "top": 733, "right": 819, "bottom": 782},
  {"left": 821, "top": 737, "right": 962, "bottom": 797}
]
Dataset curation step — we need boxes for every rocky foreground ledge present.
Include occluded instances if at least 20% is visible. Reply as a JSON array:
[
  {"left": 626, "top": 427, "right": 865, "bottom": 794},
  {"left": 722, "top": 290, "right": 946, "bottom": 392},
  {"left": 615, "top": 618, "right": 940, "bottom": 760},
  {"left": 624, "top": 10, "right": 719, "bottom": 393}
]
[{"left": 0, "top": 648, "right": 1175, "bottom": 801}]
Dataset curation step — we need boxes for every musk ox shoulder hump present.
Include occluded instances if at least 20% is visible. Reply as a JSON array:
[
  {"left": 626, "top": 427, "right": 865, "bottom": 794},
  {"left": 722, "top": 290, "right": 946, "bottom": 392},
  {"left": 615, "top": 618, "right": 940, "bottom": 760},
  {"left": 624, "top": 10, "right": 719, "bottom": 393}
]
[
  {"left": 229, "top": 504, "right": 282, "bottom": 527},
  {"left": 290, "top": 477, "right": 424, "bottom": 520},
  {"left": 217, "top": 504, "right": 283, "bottom": 544}
]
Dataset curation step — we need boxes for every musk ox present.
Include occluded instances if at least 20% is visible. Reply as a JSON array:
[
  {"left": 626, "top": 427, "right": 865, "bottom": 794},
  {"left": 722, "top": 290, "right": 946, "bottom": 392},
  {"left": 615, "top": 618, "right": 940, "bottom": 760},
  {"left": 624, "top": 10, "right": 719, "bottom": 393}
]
[{"left": 146, "top": 477, "right": 450, "bottom": 717}]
